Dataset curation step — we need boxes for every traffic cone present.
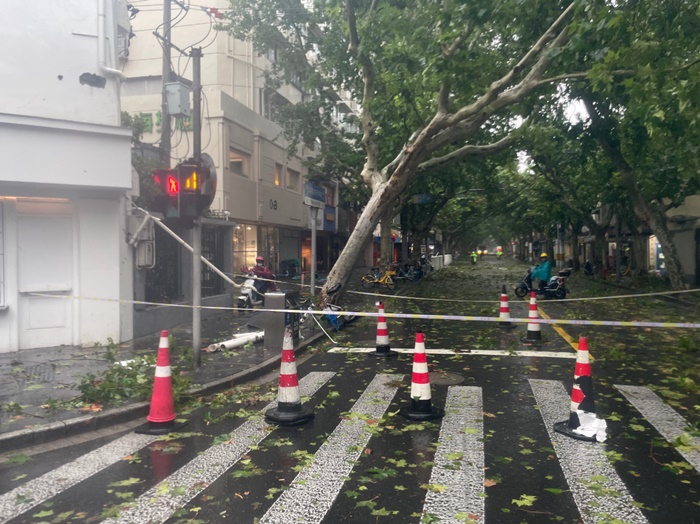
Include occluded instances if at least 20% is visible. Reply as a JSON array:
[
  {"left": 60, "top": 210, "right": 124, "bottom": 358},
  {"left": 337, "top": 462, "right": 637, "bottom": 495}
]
[
  {"left": 400, "top": 331, "right": 444, "bottom": 421},
  {"left": 136, "top": 330, "right": 183, "bottom": 435},
  {"left": 498, "top": 285, "right": 516, "bottom": 329},
  {"left": 265, "top": 326, "right": 314, "bottom": 425},
  {"left": 554, "top": 337, "right": 607, "bottom": 442},
  {"left": 522, "top": 292, "right": 543, "bottom": 344},
  {"left": 371, "top": 301, "right": 397, "bottom": 358}
]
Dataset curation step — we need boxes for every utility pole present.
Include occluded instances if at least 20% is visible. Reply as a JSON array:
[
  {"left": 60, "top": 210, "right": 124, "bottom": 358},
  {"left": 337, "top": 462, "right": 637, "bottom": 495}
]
[
  {"left": 191, "top": 47, "right": 203, "bottom": 368},
  {"left": 160, "top": 0, "right": 171, "bottom": 165}
]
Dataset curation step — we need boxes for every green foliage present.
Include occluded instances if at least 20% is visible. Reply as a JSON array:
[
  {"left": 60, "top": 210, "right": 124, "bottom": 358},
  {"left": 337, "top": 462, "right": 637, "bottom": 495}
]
[{"left": 76, "top": 354, "right": 191, "bottom": 407}]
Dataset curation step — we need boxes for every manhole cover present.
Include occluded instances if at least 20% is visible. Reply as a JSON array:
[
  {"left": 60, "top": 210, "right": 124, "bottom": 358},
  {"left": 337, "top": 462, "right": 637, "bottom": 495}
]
[{"left": 429, "top": 372, "right": 464, "bottom": 385}]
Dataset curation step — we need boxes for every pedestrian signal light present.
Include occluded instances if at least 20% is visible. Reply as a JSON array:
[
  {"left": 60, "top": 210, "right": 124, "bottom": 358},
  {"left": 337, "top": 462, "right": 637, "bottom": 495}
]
[
  {"left": 152, "top": 168, "right": 180, "bottom": 218},
  {"left": 167, "top": 175, "right": 179, "bottom": 194}
]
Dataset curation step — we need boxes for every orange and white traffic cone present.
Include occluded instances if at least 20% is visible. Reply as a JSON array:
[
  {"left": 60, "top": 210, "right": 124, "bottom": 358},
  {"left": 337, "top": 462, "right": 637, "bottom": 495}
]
[
  {"left": 498, "top": 285, "right": 515, "bottom": 329},
  {"left": 136, "top": 330, "right": 183, "bottom": 435},
  {"left": 372, "top": 301, "right": 397, "bottom": 358},
  {"left": 265, "top": 326, "right": 314, "bottom": 425},
  {"left": 400, "top": 331, "right": 444, "bottom": 421},
  {"left": 522, "top": 292, "right": 543, "bottom": 344},
  {"left": 554, "top": 337, "right": 607, "bottom": 442}
]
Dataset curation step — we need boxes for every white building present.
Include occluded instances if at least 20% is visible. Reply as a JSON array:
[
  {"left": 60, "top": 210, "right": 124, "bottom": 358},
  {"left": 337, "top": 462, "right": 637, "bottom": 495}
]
[{"left": 0, "top": 0, "right": 134, "bottom": 352}]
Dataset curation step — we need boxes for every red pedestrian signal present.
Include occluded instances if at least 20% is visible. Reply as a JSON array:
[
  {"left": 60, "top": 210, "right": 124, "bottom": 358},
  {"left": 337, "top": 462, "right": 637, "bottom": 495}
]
[
  {"left": 167, "top": 175, "right": 179, "bottom": 195},
  {"left": 152, "top": 168, "right": 180, "bottom": 218}
]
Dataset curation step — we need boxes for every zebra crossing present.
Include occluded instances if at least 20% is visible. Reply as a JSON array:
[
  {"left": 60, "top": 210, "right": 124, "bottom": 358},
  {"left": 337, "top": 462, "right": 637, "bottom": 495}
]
[{"left": 1, "top": 372, "right": 697, "bottom": 524}]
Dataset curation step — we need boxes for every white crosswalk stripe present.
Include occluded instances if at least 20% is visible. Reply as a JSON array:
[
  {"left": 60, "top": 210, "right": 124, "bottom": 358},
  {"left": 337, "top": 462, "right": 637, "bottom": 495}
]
[
  {"left": 103, "top": 371, "right": 336, "bottom": 524},
  {"left": 422, "top": 386, "right": 484, "bottom": 523},
  {"left": 4, "top": 375, "right": 696, "bottom": 524},
  {"left": 529, "top": 379, "right": 649, "bottom": 524},
  {"left": 0, "top": 433, "right": 158, "bottom": 522},
  {"left": 616, "top": 384, "right": 700, "bottom": 472},
  {"left": 261, "top": 373, "right": 402, "bottom": 524}
]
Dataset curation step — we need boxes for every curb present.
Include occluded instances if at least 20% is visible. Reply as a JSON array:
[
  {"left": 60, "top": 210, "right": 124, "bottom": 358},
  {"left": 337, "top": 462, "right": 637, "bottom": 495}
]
[{"left": 0, "top": 331, "right": 326, "bottom": 453}]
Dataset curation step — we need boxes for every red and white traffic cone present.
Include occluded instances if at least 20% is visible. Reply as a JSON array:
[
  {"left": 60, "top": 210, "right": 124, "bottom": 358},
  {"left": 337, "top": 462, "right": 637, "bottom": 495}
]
[
  {"left": 372, "top": 301, "right": 397, "bottom": 358},
  {"left": 400, "top": 331, "right": 444, "bottom": 421},
  {"left": 522, "top": 292, "right": 543, "bottom": 344},
  {"left": 554, "top": 337, "right": 607, "bottom": 442},
  {"left": 136, "top": 330, "right": 183, "bottom": 435},
  {"left": 498, "top": 285, "right": 515, "bottom": 329},
  {"left": 265, "top": 326, "right": 314, "bottom": 425}
]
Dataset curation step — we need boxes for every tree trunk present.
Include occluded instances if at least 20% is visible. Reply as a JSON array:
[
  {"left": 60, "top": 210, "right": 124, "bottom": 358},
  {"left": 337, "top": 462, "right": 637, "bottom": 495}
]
[
  {"left": 322, "top": 177, "right": 405, "bottom": 304},
  {"left": 380, "top": 208, "right": 394, "bottom": 267},
  {"left": 631, "top": 227, "right": 646, "bottom": 279}
]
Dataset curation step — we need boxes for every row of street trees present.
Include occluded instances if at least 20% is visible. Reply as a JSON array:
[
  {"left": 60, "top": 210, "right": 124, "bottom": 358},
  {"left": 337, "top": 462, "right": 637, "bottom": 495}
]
[{"left": 221, "top": 0, "right": 700, "bottom": 293}]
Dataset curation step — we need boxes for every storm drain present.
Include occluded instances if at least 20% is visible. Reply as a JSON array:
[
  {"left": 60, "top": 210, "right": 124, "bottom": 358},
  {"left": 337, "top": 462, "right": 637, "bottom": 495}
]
[
  {"left": 17, "top": 363, "right": 56, "bottom": 388},
  {"left": 428, "top": 372, "right": 464, "bottom": 386}
]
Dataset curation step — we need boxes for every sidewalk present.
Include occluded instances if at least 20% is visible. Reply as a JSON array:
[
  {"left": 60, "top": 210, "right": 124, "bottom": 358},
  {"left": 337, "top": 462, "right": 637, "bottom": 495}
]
[{"left": 0, "top": 309, "right": 327, "bottom": 453}]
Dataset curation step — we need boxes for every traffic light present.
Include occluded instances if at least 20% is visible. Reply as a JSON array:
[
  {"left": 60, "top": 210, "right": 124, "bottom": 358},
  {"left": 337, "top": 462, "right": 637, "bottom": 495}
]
[
  {"left": 177, "top": 162, "right": 212, "bottom": 219},
  {"left": 152, "top": 168, "right": 180, "bottom": 218},
  {"left": 152, "top": 161, "right": 215, "bottom": 220}
]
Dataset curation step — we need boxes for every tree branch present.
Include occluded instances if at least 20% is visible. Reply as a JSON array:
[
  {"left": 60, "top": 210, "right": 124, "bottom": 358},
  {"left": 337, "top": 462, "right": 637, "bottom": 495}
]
[
  {"left": 347, "top": 0, "right": 381, "bottom": 188},
  {"left": 417, "top": 127, "right": 523, "bottom": 172}
]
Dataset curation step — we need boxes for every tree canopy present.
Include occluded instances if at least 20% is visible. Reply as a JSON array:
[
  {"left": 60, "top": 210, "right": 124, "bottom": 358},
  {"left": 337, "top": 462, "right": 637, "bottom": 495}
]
[{"left": 220, "top": 0, "right": 700, "bottom": 291}]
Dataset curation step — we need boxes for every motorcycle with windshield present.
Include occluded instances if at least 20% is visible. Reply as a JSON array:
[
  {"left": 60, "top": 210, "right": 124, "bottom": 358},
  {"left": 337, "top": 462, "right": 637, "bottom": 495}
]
[{"left": 514, "top": 267, "right": 569, "bottom": 299}]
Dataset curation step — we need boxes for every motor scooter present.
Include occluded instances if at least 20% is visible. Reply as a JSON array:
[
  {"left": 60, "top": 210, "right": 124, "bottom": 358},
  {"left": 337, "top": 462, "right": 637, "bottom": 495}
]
[
  {"left": 514, "top": 267, "right": 568, "bottom": 299},
  {"left": 237, "top": 266, "right": 278, "bottom": 311}
]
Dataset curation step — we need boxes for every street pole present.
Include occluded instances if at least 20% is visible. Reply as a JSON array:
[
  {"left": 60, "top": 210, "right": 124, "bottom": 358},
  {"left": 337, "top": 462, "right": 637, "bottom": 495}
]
[
  {"left": 191, "top": 47, "right": 203, "bottom": 368},
  {"left": 310, "top": 207, "right": 318, "bottom": 296},
  {"left": 160, "top": 0, "right": 171, "bottom": 165},
  {"left": 192, "top": 47, "right": 202, "bottom": 162}
]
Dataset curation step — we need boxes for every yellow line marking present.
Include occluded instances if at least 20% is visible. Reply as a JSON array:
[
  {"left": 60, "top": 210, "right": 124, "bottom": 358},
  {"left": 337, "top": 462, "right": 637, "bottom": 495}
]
[{"left": 537, "top": 307, "right": 578, "bottom": 350}]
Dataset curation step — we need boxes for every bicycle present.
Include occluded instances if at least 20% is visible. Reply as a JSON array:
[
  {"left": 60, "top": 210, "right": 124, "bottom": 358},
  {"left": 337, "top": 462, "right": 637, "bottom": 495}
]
[
  {"left": 298, "top": 283, "right": 357, "bottom": 331},
  {"left": 392, "top": 262, "right": 420, "bottom": 283},
  {"left": 361, "top": 266, "right": 396, "bottom": 290}
]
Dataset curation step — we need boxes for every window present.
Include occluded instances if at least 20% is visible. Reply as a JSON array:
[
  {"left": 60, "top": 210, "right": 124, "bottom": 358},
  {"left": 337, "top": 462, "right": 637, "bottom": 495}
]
[
  {"left": 286, "top": 169, "right": 300, "bottom": 192},
  {"left": 233, "top": 224, "right": 258, "bottom": 272},
  {"left": 324, "top": 185, "right": 335, "bottom": 206},
  {"left": 275, "top": 163, "right": 284, "bottom": 187},
  {"left": 229, "top": 148, "right": 250, "bottom": 177}
]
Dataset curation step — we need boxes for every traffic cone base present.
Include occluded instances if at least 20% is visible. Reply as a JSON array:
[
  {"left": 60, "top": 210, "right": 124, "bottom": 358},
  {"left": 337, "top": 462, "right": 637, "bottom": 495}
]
[
  {"left": 265, "top": 326, "right": 314, "bottom": 426},
  {"left": 136, "top": 419, "right": 187, "bottom": 436},
  {"left": 399, "top": 403, "right": 445, "bottom": 421},
  {"left": 371, "top": 344, "right": 398, "bottom": 358},
  {"left": 553, "top": 415, "right": 599, "bottom": 443},
  {"left": 265, "top": 404, "right": 315, "bottom": 426}
]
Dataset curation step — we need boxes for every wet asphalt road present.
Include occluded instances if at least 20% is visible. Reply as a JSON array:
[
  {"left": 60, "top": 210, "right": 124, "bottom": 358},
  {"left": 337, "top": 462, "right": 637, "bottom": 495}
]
[{"left": 1, "top": 257, "right": 698, "bottom": 523}]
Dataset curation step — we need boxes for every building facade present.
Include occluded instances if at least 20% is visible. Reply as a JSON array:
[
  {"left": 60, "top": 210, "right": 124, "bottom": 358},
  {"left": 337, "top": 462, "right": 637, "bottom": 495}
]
[
  {"left": 120, "top": 1, "right": 355, "bottom": 335},
  {"left": 0, "top": 0, "right": 134, "bottom": 352}
]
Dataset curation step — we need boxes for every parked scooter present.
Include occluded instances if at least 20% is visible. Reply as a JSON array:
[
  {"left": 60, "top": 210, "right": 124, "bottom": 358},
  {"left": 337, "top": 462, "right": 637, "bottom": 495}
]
[
  {"left": 514, "top": 267, "right": 568, "bottom": 299},
  {"left": 237, "top": 266, "right": 278, "bottom": 311}
]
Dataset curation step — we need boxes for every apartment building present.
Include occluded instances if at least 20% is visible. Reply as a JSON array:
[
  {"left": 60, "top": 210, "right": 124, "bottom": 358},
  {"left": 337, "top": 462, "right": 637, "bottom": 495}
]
[
  {"left": 0, "top": 0, "right": 134, "bottom": 352},
  {"left": 121, "top": 1, "right": 354, "bottom": 333}
]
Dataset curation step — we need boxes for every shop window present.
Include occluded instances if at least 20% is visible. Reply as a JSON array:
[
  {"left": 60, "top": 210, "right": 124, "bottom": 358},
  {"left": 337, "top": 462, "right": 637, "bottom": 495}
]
[
  {"left": 233, "top": 224, "right": 258, "bottom": 272},
  {"left": 287, "top": 168, "right": 300, "bottom": 192},
  {"left": 229, "top": 148, "right": 249, "bottom": 177}
]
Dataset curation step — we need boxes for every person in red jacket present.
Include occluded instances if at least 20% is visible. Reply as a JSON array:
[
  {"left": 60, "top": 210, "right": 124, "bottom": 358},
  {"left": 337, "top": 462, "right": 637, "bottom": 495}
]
[{"left": 251, "top": 255, "right": 277, "bottom": 293}]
